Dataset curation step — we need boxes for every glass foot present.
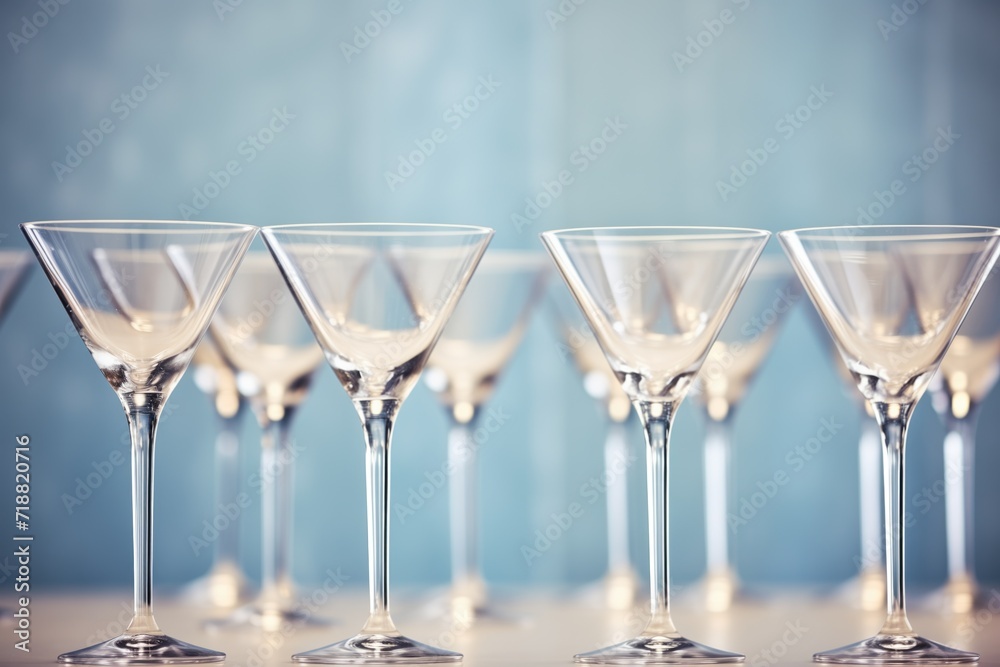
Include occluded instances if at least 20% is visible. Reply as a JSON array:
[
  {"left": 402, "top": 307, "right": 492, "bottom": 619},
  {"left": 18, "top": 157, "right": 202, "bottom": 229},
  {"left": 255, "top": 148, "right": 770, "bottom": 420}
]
[
  {"left": 293, "top": 633, "right": 462, "bottom": 664},
  {"left": 59, "top": 633, "right": 224, "bottom": 664},
  {"left": 814, "top": 634, "right": 979, "bottom": 664},
  {"left": 447, "top": 600, "right": 525, "bottom": 628},
  {"left": 576, "top": 635, "right": 744, "bottom": 664},
  {"left": 180, "top": 563, "right": 248, "bottom": 609},
  {"left": 922, "top": 575, "right": 984, "bottom": 614},
  {"left": 205, "top": 603, "right": 328, "bottom": 633},
  {"left": 684, "top": 569, "right": 740, "bottom": 613},
  {"left": 834, "top": 569, "right": 886, "bottom": 612}
]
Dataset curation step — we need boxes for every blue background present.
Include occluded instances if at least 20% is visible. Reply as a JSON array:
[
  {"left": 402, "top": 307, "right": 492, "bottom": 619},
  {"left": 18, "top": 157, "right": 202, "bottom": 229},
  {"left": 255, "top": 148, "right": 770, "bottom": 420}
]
[{"left": 1, "top": 0, "right": 999, "bottom": 594}]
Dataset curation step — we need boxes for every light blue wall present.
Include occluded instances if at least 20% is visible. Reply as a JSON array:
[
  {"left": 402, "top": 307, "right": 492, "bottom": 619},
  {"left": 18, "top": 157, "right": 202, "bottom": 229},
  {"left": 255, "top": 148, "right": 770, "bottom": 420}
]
[{"left": 1, "top": 0, "right": 999, "bottom": 592}]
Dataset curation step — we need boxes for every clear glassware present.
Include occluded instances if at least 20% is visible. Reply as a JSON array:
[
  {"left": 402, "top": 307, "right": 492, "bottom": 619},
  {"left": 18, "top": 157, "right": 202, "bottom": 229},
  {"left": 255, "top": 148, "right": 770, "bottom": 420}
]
[
  {"left": 549, "top": 281, "right": 639, "bottom": 611},
  {"left": 926, "top": 267, "right": 1000, "bottom": 613},
  {"left": 206, "top": 251, "right": 326, "bottom": 631},
  {"left": 690, "top": 254, "right": 798, "bottom": 612},
  {"left": 541, "top": 226, "right": 769, "bottom": 664},
  {"left": 262, "top": 223, "right": 492, "bottom": 664},
  {"left": 780, "top": 225, "right": 1000, "bottom": 664},
  {"left": 182, "top": 335, "right": 250, "bottom": 609},
  {"left": 422, "top": 250, "right": 547, "bottom": 625},
  {"left": 21, "top": 220, "right": 256, "bottom": 664},
  {"left": 805, "top": 304, "right": 886, "bottom": 611}
]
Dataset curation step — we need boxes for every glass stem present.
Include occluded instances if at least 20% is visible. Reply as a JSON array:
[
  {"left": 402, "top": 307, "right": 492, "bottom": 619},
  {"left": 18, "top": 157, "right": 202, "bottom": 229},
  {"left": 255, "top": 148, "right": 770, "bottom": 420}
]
[
  {"left": 858, "top": 417, "right": 883, "bottom": 574},
  {"left": 358, "top": 399, "right": 400, "bottom": 635},
  {"left": 213, "top": 401, "right": 245, "bottom": 574},
  {"left": 259, "top": 407, "right": 297, "bottom": 609},
  {"left": 944, "top": 409, "right": 978, "bottom": 583},
  {"left": 876, "top": 403, "right": 914, "bottom": 636},
  {"left": 124, "top": 396, "right": 162, "bottom": 635},
  {"left": 448, "top": 413, "right": 481, "bottom": 599},
  {"left": 605, "top": 418, "right": 631, "bottom": 575},
  {"left": 703, "top": 415, "right": 732, "bottom": 576},
  {"left": 636, "top": 401, "right": 678, "bottom": 637}
]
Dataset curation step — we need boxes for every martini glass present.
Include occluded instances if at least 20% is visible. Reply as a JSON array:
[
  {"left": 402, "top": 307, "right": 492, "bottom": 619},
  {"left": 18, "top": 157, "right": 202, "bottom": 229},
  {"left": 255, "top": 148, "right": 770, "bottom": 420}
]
[
  {"left": 21, "top": 220, "right": 256, "bottom": 664},
  {"left": 780, "top": 225, "right": 1000, "bottom": 664},
  {"left": 549, "top": 281, "right": 639, "bottom": 611},
  {"left": 690, "top": 255, "right": 797, "bottom": 612},
  {"left": 263, "top": 223, "right": 492, "bottom": 664},
  {"left": 926, "top": 267, "right": 1000, "bottom": 613},
  {"left": 422, "top": 250, "right": 547, "bottom": 625},
  {"left": 541, "top": 226, "right": 769, "bottom": 664},
  {"left": 805, "top": 304, "right": 886, "bottom": 611},
  {"left": 182, "top": 335, "right": 250, "bottom": 609},
  {"left": 207, "top": 252, "right": 326, "bottom": 630}
]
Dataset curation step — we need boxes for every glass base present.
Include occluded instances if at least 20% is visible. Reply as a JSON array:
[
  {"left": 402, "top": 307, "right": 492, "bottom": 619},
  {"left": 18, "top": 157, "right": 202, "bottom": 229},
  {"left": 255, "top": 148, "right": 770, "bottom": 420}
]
[
  {"left": 446, "top": 598, "right": 522, "bottom": 627},
  {"left": 923, "top": 574, "right": 983, "bottom": 614},
  {"left": 835, "top": 569, "right": 887, "bottom": 612},
  {"left": 180, "top": 563, "right": 248, "bottom": 609},
  {"left": 576, "top": 635, "right": 745, "bottom": 664},
  {"left": 685, "top": 569, "right": 740, "bottom": 613},
  {"left": 293, "top": 633, "right": 462, "bottom": 664},
  {"left": 58, "top": 633, "right": 225, "bottom": 664},
  {"left": 575, "top": 569, "right": 642, "bottom": 611},
  {"left": 814, "top": 634, "right": 979, "bottom": 664},
  {"left": 205, "top": 602, "right": 328, "bottom": 633}
]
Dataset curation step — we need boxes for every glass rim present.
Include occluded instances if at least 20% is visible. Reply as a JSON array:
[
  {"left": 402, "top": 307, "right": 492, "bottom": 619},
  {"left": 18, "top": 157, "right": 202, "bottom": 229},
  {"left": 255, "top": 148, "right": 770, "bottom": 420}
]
[
  {"left": 541, "top": 225, "right": 770, "bottom": 242},
  {"left": 20, "top": 219, "right": 257, "bottom": 234},
  {"left": 261, "top": 222, "right": 494, "bottom": 237},
  {"left": 779, "top": 224, "right": 1000, "bottom": 242}
]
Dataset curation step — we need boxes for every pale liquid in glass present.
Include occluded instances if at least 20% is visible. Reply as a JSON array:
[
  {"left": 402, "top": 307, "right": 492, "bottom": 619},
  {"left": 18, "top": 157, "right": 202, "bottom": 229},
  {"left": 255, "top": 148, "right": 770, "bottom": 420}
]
[
  {"left": 697, "top": 336, "right": 775, "bottom": 420},
  {"left": 425, "top": 337, "right": 519, "bottom": 409},
  {"left": 78, "top": 308, "right": 207, "bottom": 392},
  {"left": 937, "top": 334, "right": 1000, "bottom": 406}
]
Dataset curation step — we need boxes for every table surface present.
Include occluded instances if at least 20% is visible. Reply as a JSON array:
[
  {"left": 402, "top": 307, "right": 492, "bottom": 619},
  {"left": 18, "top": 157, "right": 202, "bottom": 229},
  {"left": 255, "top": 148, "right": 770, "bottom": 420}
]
[{"left": 3, "top": 588, "right": 1000, "bottom": 666}]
